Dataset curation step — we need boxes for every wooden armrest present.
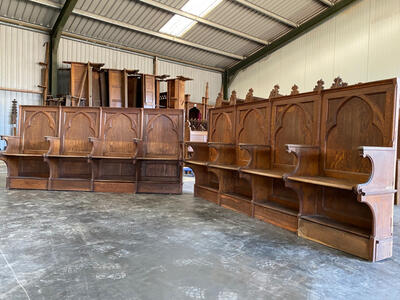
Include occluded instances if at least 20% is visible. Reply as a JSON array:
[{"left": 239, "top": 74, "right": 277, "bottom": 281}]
[
  {"left": 185, "top": 142, "right": 209, "bottom": 162},
  {"left": 44, "top": 136, "right": 60, "bottom": 156},
  {"left": 88, "top": 137, "right": 103, "bottom": 157},
  {"left": 285, "top": 144, "right": 320, "bottom": 177},
  {"left": 208, "top": 142, "right": 236, "bottom": 165},
  {"left": 356, "top": 146, "right": 396, "bottom": 194},
  {"left": 133, "top": 138, "right": 143, "bottom": 158},
  {"left": 0, "top": 135, "right": 20, "bottom": 154},
  {"left": 239, "top": 143, "right": 271, "bottom": 169}
]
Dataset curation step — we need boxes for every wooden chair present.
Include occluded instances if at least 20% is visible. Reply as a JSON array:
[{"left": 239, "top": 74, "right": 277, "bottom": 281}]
[
  {"left": 44, "top": 107, "right": 101, "bottom": 191},
  {"left": 285, "top": 80, "right": 397, "bottom": 261},
  {"left": 136, "top": 109, "right": 184, "bottom": 194},
  {"left": 0, "top": 106, "right": 59, "bottom": 189},
  {"left": 88, "top": 108, "right": 142, "bottom": 193}
]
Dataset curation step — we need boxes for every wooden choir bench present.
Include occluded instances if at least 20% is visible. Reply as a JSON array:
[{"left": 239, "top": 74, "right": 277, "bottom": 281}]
[
  {"left": 185, "top": 78, "right": 399, "bottom": 261},
  {"left": 1, "top": 106, "right": 183, "bottom": 194}
]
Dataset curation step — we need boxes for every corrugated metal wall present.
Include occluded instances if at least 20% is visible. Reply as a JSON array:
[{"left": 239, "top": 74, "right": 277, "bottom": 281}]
[
  {"left": 157, "top": 59, "right": 222, "bottom": 104},
  {"left": 230, "top": 0, "right": 400, "bottom": 98},
  {"left": 0, "top": 23, "right": 45, "bottom": 149},
  {"left": 58, "top": 37, "right": 154, "bottom": 72},
  {"left": 0, "top": 23, "right": 48, "bottom": 92},
  {"left": 0, "top": 23, "right": 223, "bottom": 149}
]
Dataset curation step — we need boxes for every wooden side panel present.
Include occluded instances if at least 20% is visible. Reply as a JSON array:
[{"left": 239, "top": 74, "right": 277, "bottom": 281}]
[
  {"left": 60, "top": 107, "right": 100, "bottom": 155},
  {"left": 70, "top": 63, "right": 87, "bottom": 99},
  {"left": 19, "top": 106, "right": 59, "bottom": 154},
  {"left": 101, "top": 108, "right": 141, "bottom": 157},
  {"left": 108, "top": 70, "right": 123, "bottom": 108},
  {"left": 143, "top": 74, "right": 155, "bottom": 108},
  {"left": 92, "top": 70, "right": 101, "bottom": 107},
  {"left": 142, "top": 109, "right": 183, "bottom": 158},
  {"left": 321, "top": 82, "right": 396, "bottom": 179}
]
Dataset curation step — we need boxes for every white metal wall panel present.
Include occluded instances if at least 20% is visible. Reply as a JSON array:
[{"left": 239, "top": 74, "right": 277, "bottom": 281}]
[
  {"left": 0, "top": 23, "right": 48, "bottom": 92},
  {"left": 157, "top": 59, "right": 222, "bottom": 104},
  {"left": 230, "top": 0, "right": 400, "bottom": 98},
  {"left": 58, "top": 37, "right": 154, "bottom": 73},
  {"left": 0, "top": 91, "right": 41, "bottom": 150}
]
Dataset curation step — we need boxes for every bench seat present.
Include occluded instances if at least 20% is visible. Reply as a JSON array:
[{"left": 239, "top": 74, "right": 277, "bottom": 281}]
[
  {"left": 286, "top": 175, "right": 363, "bottom": 191},
  {"left": 241, "top": 168, "right": 285, "bottom": 179}
]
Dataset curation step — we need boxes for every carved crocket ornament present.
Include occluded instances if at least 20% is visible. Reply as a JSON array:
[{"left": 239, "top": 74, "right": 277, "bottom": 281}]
[
  {"left": 245, "top": 88, "right": 254, "bottom": 102},
  {"left": 269, "top": 84, "right": 281, "bottom": 99},
  {"left": 215, "top": 92, "right": 223, "bottom": 107},
  {"left": 314, "top": 79, "right": 324, "bottom": 93},
  {"left": 290, "top": 85, "right": 299, "bottom": 95},
  {"left": 229, "top": 90, "right": 237, "bottom": 105},
  {"left": 331, "top": 77, "right": 348, "bottom": 88}
]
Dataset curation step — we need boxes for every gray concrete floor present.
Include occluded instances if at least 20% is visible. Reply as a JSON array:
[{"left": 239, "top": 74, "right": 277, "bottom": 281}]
[{"left": 0, "top": 162, "right": 400, "bottom": 300}]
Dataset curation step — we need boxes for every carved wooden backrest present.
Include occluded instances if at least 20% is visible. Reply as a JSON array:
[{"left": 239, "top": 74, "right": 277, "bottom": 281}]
[
  {"left": 321, "top": 80, "right": 397, "bottom": 179},
  {"left": 142, "top": 109, "right": 183, "bottom": 158},
  {"left": 271, "top": 94, "right": 320, "bottom": 171},
  {"left": 236, "top": 101, "right": 270, "bottom": 164},
  {"left": 19, "top": 106, "right": 59, "bottom": 154},
  {"left": 60, "top": 107, "right": 100, "bottom": 155},
  {"left": 101, "top": 108, "right": 141, "bottom": 157},
  {"left": 209, "top": 106, "right": 235, "bottom": 143}
]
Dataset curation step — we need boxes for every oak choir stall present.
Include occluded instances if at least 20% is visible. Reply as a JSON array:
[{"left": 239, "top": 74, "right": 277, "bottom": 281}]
[
  {"left": 0, "top": 61, "right": 203, "bottom": 195},
  {"left": 185, "top": 78, "right": 399, "bottom": 262}
]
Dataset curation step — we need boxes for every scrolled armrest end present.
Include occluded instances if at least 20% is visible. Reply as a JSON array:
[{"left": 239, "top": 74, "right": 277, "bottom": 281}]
[
  {"left": 44, "top": 136, "right": 60, "bottom": 156},
  {"left": 285, "top": 144, "right": 320, "bottom": 177}
]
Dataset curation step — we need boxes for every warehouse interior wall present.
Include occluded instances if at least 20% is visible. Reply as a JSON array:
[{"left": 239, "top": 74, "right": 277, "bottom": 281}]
[
  {"left": 0, "top": 23, "right": 222, "bottom": 149},
  {"left": 230, "top": 0, "right": 400, "bottom": 98}
]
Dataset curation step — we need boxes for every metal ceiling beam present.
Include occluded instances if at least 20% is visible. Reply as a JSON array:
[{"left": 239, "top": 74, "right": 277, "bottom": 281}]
[
  {"left": 139, "top": 0, "right": 269, "bottom": 45},
  {"left": 226, "top": 0, "right": 358, "bottom": 87},
  {"left": 49, "top": 0, "right": 78, "bottom": 95},
  {"left": 234, "top": 0, "right": 298, "bottom": 28},
  {"left": 29, "top": 0, "right": 244, "bottom": 60},
  {"left": 0, "top": 15, "right": 224, "bottom": 73},
  {"left": 317, "top": 0, "right": 334, "bottom": 7}
]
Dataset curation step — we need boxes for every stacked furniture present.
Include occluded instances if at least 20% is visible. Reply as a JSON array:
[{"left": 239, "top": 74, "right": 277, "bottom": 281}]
[
  {"left": 186, "top": 78, "right": 399, "bottom": 261},
  {"left": 1, "top": 106, "right": 183, "bottom": 194}
]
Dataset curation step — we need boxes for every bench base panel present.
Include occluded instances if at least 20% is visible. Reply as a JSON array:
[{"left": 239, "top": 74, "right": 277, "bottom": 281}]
[
  {"left": 93, "top": 181, "right": 137, "bottom": 193},
  {"left": 254, "top": 203, "right": 298, "bottom": 232},
  {"left": 8, "top": 177, "right": 48, "bottom": 190},
  {"left": 137, "top": 181, "right": 182, "bottom": 194},
  {"left": 298, "top": 218, "right": 372, "bottom": 260},
  {"left": 194, "top": 184, "right": 219, "bottom": 204}
]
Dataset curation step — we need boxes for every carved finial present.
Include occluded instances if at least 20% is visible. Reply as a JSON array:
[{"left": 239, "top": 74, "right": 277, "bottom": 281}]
[
  {"left": 245, "top": 88, "right": 254, "bottom": 102},
  {"left": 269, "top": 84, "right": 281, "bottom": 99},
  {"left": 229, "top": 90, "right": 237, "bottom": 105},
  {"left": 290, "top": 84, "right": 299, "bottom": 95},
  {"left": 11, "top": 99, "right": 18, "bottom": 125},
  {"left": 314, "top": 79, "right": 324, "bottom": 92},
  {"left": 215, "top": 92, "right": 223, "bottom": 107},
  {"left": 331, "top": 76, "right": 348, "bottom": 89}
]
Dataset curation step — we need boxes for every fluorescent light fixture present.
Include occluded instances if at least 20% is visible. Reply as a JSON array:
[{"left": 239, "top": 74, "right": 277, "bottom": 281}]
[{"left": 160, "top": 0, "right": 223, "bottom": 37}]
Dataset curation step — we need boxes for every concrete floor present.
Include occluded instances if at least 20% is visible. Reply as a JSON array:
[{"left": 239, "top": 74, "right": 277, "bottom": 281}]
[{"left": 0, "top": 162, "right": 400, "bottom": 300}]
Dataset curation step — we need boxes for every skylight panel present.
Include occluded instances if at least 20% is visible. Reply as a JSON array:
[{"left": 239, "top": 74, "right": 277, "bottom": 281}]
[{"left": 159, "top": 0, "right": 223, "bottom": 37}]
